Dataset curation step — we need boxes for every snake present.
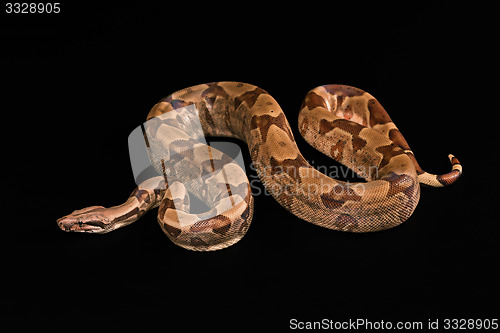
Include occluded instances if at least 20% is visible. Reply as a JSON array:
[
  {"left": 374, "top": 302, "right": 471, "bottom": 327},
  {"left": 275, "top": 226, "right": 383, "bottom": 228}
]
[{"left": 57, "top": 82, "right": 462, "bottom": 251}]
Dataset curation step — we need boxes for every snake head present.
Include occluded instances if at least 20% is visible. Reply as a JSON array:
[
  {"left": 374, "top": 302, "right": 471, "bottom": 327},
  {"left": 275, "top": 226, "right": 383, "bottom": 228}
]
[{"left": 57, "top": 206, "right": 112, "bottom": 234}]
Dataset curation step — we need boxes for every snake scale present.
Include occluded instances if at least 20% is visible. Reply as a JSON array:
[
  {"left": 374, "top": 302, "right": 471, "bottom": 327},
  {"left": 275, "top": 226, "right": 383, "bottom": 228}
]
[{"left": 57, "top": 82, "right": 462, "bottom": 251}]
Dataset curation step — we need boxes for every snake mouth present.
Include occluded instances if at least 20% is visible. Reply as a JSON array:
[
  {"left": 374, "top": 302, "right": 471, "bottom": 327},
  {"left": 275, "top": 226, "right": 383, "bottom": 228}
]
[{"left": 57, "top": 217, "right": 108, "bottom": 233}]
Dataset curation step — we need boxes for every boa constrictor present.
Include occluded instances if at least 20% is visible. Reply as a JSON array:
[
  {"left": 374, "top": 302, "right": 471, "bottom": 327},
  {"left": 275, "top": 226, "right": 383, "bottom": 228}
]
[{"left": 57, "top": 82, "right": 462, "bottom": 251}]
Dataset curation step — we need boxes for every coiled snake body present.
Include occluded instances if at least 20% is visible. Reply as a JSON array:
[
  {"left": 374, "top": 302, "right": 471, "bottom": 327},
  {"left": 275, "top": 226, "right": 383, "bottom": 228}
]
[{"left": 57, "top": 82, "right": 462, "bottom": 251}]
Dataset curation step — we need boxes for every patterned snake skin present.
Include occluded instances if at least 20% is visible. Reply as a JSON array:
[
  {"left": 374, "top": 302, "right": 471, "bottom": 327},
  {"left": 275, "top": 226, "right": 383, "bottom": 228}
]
[{"left": 57, "top": 82, "right": 462, "bottom": 251}]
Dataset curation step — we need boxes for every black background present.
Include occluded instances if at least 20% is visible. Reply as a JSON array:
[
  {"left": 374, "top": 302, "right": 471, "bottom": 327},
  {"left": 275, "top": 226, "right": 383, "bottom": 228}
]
[{"left": 1, "top": 1, "right": 497, "bottom": 330}]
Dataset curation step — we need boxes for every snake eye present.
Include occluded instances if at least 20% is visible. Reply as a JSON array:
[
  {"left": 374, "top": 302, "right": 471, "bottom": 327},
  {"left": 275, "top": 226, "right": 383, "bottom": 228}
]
[{"left": 78, "top": 221, "right": 83, "bottom": 227}]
